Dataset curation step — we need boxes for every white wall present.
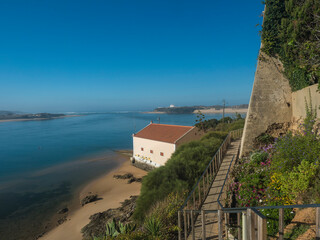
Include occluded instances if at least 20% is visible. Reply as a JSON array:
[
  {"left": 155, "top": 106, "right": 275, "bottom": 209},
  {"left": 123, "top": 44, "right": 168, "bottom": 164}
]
[{"left": 133, "top": 137, "right": 175, "bottom": 166}]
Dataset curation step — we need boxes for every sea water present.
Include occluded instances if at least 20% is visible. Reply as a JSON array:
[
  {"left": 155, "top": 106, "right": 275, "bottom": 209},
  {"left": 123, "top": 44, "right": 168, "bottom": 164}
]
[{"left": 0, "top": 112, "right": 232, "bottom": 239}]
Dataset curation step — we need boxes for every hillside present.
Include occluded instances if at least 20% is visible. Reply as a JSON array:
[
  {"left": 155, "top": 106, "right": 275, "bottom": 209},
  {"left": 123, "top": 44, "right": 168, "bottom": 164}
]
[{"left": 0, "top": 111, "right": 65, "bottom": 121}]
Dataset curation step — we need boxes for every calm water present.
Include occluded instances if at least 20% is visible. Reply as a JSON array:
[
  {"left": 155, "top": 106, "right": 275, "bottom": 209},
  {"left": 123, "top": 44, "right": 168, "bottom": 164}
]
[{"left": 0, "top": 112, "right": 232, "bottom": 239}]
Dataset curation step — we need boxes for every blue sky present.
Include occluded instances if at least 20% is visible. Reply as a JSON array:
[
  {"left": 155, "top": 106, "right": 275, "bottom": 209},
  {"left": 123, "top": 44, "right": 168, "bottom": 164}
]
[{"left": 0, "top": 0, "right": 264, "bottom": 112}]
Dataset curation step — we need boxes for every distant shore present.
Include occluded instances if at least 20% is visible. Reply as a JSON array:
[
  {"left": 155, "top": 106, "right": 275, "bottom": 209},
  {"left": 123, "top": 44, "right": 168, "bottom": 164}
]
[
  {"left": 193, "top": 108, "right": 248, "bottom": 114},
  {"left": 144, "top": 108, "right": 248, "bottom": 114},
  {"left": 0, "top": 115, "right": 81, "bottom": 123},
  {"left": 41, "top": 151, "right": 146, "bottom": 240}
]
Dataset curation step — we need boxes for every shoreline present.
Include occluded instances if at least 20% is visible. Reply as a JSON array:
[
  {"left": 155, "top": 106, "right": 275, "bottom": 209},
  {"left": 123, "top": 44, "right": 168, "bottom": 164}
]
[
  {"left": 193, "top": 108, "right": 248, "bottom": 114},
  {"left": 143, "top": 108, "right": 248, "bottom": 114},
  {"left": 0, "top": 115, "right": 82, "bottom": 123},
  {"left": 41, "top": 152, "right": 146, "bottom": 240}
]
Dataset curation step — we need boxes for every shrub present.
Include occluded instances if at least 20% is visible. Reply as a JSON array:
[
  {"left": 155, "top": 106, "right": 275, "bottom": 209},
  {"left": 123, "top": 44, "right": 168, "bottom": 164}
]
[
  {"left": 271, "top": 132, "right": 320, "bottom": 174},
  {"left": 143, "top": 192, "right": 184, "bottom": 239},
  {"left": 278, "top": 159, "right": 318, "bottom": 202},
  {"left": 229, "top": 151, "right": 271, "bottom": 207},
  {"left": 144, "top": 217, "right": 162, "bottom": 238}
]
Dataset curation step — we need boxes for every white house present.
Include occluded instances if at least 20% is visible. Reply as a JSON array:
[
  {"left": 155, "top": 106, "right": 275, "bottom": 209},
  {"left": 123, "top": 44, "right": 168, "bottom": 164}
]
[{"left": 132, "top": 123, "right": 202, "bottom": 167}]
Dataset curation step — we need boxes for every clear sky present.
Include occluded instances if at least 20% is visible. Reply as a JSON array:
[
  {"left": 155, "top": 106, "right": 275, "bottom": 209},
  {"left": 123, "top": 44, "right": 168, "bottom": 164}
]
[{"left": 0, "top": 0, "right": 264, "bottom": 113}]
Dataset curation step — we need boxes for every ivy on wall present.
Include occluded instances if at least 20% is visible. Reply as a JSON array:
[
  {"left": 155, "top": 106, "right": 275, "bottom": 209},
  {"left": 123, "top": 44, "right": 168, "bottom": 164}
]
[{"left": 261, "top": 0, "right": 320, "bottom": 91}]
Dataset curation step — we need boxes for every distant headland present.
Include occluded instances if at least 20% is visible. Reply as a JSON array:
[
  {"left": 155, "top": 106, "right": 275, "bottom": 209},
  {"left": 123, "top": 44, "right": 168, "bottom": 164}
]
[
  {"left": 0, "top": 111, "right": 78, "bottom": 123},
  {"left": 145, "top": 104, "right": 248, "bottom": 114}
]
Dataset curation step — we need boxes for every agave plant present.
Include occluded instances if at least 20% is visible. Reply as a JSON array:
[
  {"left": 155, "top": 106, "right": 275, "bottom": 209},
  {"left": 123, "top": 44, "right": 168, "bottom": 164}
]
[
  {"left": 105, "top": 218, "right": 137, "bottom": 238},
  {"left": 106, "top": 219, "right": 120, "bottom": 237},
  {"left": 144, "top": 216, "right": 163, "bottom": 237},
  {"left": 118, "top": 221, "right": 136, "bottom": 234}
]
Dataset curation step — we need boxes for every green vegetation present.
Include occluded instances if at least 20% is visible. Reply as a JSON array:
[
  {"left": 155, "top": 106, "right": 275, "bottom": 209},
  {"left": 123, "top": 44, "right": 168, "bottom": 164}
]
[
  {"left": 154, "top": 106, "right": 198, "bottom": 114},
  {"left": 195, "top": 114, "right": 244, "bottom": 132},
  {"left": 284, "top": 223, "right": 310, "bottom": 240},
  {"left": 92, "top": 219, "right": 136, "bottom": 239},
  {"left": 229, "top": 105, "right": 320, "bottom": 236},
  {"left": 261, "top": 0, "right": 320, "bottom": 91}
]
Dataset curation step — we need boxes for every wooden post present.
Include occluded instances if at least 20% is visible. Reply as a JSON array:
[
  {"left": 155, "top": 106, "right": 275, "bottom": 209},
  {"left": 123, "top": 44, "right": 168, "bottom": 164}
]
[
  {"left": 225, "top": 212, "right": 228, "bottom": 240},
  {"left": 238, "top": 212, "right": 242, "bottom": 240},
  {"left": 211, "top": 160, "right": 214, "bottom": 177},
  {"left": 215, "top": 155, "right": 218, "bottom": 174},
  {"left": 243, "top": 212, "right": 247, "bottom": 240},
  {"left": 247, "top": 209, "right": 255, "bottom": 240},
  {"left": 317, "top": 207, "right": 320, "bottom": 240},
  {"left": 193, "top": 191, "right": 196, "bottom": 210},
  {"left": 279, "top": 208, "right": 284, "bottom": 240},
  {"left": 201, "top": 210, "right": 206, "bottom": 240},
  {"left": 258, "top": 216, "right": 267, "bottom": 240},
  {"left": 198, "top": 182, "right": 201, "bottom": 207},
  {"left": 187, "top": 205, "right": 190, "bottom": 230},
  {"left": 255, "top": 213, "right": 258, "bottom": 240},
  {"left": 191, "top": 210, "right": 195, "bottom": 240},
  {"left": 203, "top": 176, "right": 206, "bottom": 198},
  {"left": 218, "top": 210, "right": 223, "bottom": 240},
  {"left": 178, "top": 211, "right": 182, "bottom": 240},
  {"left": 184, "top": 210, "right": 188, "bottom": 240},
  {"left": 209, "top": 161, "right": 212, "bottom": 179}
]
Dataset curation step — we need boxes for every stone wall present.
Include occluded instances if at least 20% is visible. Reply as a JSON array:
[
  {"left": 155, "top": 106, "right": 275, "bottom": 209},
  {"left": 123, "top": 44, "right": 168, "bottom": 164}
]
[
  {"left": 240, "top": 52, "right": 292, "bottom": 156},
  {"left": 292, "top": 84, "right": 320, "bottom": 122}
]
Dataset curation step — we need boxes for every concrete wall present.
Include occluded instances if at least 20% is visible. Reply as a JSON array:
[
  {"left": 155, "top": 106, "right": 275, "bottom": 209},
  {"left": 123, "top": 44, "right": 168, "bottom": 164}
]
[
  {"left": 240, "top": 52, "right": 292, "bottom": 156},
  {"left": 175, "top": 127, "right": 203, "bottom": 147},
  {"left": 133, "top": 137, "right": 175, "bottom": 166},
  {"left": 292, "top": 84, "right": 320, "bottom": 122}
]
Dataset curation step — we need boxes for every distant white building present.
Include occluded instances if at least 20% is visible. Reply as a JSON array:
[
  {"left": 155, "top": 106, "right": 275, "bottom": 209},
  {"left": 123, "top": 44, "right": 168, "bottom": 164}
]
[
  {"left": 132, "top": 123, "right": 202, "bottom": 167},
  {"left": 170, "top": 104, "right": 175, "bottom": 108}
]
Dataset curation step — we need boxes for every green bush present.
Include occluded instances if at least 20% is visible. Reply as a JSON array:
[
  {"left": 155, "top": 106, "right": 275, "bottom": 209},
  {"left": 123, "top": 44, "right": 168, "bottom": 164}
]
[
  {"left": 143, "top": 192, "right": 184, "bottom": 239},
  {"left": 229, "top": 152, "right": 271, "bottom": 207},
  {"left": 195, "top": 115, "right": 244, "bottom": 132},
  {"left": 271, "top": 132, "right": 320, "bottom": 174},
  {"left": 261, "top": 0, "right": 320, "bottom": 91},
  {"left": 278, "top": 160, "right": 318, "bottom": 202}
]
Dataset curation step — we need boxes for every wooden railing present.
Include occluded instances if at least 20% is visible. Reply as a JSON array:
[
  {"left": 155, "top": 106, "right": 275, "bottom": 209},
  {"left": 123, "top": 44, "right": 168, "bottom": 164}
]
[
  {"left": 178, "top": 128, "right": 243, "bottom": 240},
  {"left": 177, "top": 127, "right": 320, "bottom": 240}
]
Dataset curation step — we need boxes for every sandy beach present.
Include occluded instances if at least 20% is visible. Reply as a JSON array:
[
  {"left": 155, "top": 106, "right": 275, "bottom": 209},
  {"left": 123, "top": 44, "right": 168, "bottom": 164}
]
[
  {"left": 41, "top": 159, "right": 147, "bottom": 240},
  {"left": 144, "top": 108, "right": 248, "bottom": 114},
  {"left": 0, "top": 115, "right": 81, "bottom": 123},
  {"left": 193, "top": 108, "right": 248, "bottom": 114}
]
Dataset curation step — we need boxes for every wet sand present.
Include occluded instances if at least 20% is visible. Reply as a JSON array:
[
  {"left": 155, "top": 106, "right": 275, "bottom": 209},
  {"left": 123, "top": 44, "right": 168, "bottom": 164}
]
[{"left": 41, "top": 158, "right": 146, "bottom": 240}]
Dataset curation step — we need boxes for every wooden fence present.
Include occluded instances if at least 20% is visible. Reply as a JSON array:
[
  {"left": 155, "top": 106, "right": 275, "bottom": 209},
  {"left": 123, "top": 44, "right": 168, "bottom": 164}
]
[{"left": 178, "top": 128, "right": 243, "bottom": 240}]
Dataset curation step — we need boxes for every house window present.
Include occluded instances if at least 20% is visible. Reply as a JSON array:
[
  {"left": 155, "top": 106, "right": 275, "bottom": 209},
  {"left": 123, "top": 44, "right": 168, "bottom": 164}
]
[
  {"left": 141, "top": 147, "right": 144, "bottom": 151},
  {"left": 160, "top": 152, "right": 164, "bottom": 156},
  {"left": 150, "top": 150, "right": 153, "bottom": 154}
]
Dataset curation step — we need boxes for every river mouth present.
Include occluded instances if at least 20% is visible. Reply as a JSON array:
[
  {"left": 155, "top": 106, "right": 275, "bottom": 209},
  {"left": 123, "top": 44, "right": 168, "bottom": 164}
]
[{"left": 0, "top": 151, "right": 124, "bottom": 240}]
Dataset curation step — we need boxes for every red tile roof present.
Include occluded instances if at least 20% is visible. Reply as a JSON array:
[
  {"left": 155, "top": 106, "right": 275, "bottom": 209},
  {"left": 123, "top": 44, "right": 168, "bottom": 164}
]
[{"left": 134, "top": 123, "right": 194, "bottom": 144}]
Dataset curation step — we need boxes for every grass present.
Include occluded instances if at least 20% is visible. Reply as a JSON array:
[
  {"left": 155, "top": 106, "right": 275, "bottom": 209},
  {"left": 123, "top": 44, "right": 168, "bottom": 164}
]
[{"left": 284, "top": 223, "right": 310, "bottom": 240}]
